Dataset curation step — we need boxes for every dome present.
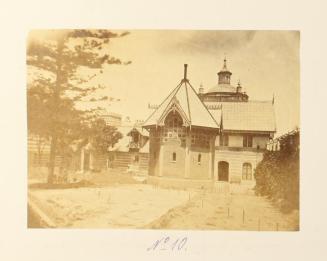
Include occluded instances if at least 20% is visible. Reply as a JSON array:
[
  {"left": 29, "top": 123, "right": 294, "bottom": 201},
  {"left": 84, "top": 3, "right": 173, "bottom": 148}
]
[{"left": 207, "top": 83, "right": 237, "bottom": 93}]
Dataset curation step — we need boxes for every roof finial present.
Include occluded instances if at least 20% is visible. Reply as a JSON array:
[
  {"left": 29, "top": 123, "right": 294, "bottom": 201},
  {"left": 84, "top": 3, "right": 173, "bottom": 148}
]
[
  {"left": 237, "top": 78, "right": 241, "bottom": 87},
  {"left": 183, "top": 64, "right": 188, "bottom": 81},
  {"left": 223, "top": 53, "right": 227, "bottom": 69}
]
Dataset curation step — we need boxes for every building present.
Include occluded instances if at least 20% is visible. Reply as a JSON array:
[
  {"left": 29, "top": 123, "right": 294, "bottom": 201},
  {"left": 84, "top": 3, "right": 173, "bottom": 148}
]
[
  {"left": 100, "top": 112, "right": 122, "bottom": 127},
  {"left": 107, "top": 121, "right": 149, "bottom": 173},
  {"left": 72, "top": 109, "right": 150, "bottom": 174},
  {"left": 142, "top": 60, "right": 276, "bottom": 190}
]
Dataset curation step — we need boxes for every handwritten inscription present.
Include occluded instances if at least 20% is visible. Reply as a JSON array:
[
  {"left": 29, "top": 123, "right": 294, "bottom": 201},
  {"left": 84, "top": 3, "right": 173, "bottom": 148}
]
[{"left": 147, "top": 237, "right": 188, "bottom": 252}]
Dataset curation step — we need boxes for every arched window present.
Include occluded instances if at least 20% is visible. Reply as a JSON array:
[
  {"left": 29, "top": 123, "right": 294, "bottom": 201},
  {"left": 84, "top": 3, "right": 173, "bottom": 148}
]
[
  {"left": 242, "top": 163, "right": 252, "bottom": 180},
  {"left": 164, "top": 111, "right": 183, "bottom": 128},
  {"left": 172, "top": 152, "right": 176, "bottom": 162},
  {"left": 197, "top": 154, "right": 201, "bottom": 164}
]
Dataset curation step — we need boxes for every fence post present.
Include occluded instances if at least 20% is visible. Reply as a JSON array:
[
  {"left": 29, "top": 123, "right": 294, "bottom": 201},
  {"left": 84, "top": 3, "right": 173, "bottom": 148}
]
[
  {"left": 243, "top": 209, "right": 245, "bottom": 224},
  {"left": 276, "top": 222, "right": 279, "bottom": 231},
  {"left": 228, "top": 207, "right": 230, "bottom": 217}
]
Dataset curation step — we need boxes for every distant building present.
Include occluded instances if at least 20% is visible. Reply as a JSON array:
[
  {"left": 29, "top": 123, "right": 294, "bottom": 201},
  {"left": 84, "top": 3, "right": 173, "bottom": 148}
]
[
  {"left": 143, "top": 60, "right": 276, "bottom": 190},
  {"left": 100, "top": 112, "right": 122, "bottom": 126},
  {"left": 107, "top": 121, "right": 149, "bottom": 173}
]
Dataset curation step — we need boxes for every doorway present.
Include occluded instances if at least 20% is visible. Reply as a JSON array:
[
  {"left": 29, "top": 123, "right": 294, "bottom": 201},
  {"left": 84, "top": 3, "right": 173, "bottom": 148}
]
[{"left": 218, "top": 161, "right": 229, "bottom": 181}]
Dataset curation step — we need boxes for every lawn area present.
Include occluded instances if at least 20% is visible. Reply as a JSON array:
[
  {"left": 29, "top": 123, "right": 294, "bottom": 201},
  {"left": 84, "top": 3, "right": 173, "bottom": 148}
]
[
  {"left": 28, "top": 169, "right": 299, "bottom": 230},
  {"left": 28, "top": 184, "right": 193, "bottom": 228}
]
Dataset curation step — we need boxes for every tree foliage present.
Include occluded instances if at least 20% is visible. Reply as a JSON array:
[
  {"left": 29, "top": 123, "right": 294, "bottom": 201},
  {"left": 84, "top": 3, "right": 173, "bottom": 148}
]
[
  {"left": 27, "top": 29, "right": 130, "bottom": 183},
  {"left": 254, "top": 131, "right": 299, "bottom": 213},
  {"left": 85, "top": 119, "right": 123, "bottom": 154}
]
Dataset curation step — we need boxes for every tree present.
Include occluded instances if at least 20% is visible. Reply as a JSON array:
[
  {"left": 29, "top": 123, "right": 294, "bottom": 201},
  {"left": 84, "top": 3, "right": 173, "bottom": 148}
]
[
  {"left": 254, "top": 130, "right": 299, "bottom": 212},
  {"left": 27, "top": 29, "right": 131, "bottom": 184},
  {"left": 86, "top": 119, "right": 123, "bottom": 154}
]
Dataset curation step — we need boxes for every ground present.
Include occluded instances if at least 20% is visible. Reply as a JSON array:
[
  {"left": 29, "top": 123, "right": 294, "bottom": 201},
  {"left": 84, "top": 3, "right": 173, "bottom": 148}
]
[
  {"left": 28, "top": 169, "right": 299, "bottom": 230},
  {"left": 145, "top": 191, "right": 299, "bottom": 231}
]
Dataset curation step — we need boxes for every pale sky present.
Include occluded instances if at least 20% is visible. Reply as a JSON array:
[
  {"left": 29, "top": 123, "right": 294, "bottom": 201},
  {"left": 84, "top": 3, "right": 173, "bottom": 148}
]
[{"left": 29, "top": 30, "right": 300, "bottom": 136}]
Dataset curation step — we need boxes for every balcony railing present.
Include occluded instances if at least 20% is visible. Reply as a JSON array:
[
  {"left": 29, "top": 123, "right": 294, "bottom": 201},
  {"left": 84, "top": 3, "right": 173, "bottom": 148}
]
[{"left": 215, "top": 146, "right": 266, "bottom": 153}]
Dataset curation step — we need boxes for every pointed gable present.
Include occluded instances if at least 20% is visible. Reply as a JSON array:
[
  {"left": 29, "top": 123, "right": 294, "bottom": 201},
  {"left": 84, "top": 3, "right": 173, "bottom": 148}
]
[{"left": 143, "top": 78, "right": 220, "bottom": 130}]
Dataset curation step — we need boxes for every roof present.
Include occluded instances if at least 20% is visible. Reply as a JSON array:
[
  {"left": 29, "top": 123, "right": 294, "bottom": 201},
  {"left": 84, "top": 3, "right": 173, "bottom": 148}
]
[
  {"left": 108, "top": 126, "right": 150, "bottom": 152},
  {"left": 207, "top": 101, "right": 276, "bottom": 132},
  {"left": 127, "top": 127, "right": 149, "bottom": 137},
  {"left": 207, "top": 83, "right": 237, "bottom": 93},
  {"left": 143, "top": 80, "right": 220, "bottom": 129},
  {"left": 108, "top": 133, "right": 130, "bottom": 152}
]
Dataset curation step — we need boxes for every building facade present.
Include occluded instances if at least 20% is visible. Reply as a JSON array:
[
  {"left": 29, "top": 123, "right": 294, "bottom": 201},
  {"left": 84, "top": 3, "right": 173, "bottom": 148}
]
[{"left": 143, "top": 60, "right": 276, "bottom": 190}]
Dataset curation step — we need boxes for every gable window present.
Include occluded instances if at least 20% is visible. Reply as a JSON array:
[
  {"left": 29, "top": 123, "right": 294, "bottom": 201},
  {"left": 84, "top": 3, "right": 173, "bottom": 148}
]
[
  {"left": 242, "top": 163, "right": 252, "bottom": 180},
  {"left": 165, "top": 111, "right": 183, "bottom": 129},
  {"left": 172, "top": 152, "right": 176, "bottom": 162},
  {"left": 197, "top": 154, "right": 201, "bottom": 164},
  {"left": 219, "top": 134, "right": 229, "bottom": 146},
  {"left": 243, "top": 135, "right": 253, "bottom": 148}
]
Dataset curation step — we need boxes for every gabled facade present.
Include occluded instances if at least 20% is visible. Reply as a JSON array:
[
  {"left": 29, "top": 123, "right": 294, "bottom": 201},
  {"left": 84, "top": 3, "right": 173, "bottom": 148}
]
[
  {"left": 143, "top": 64, "right": 219, "bottom": 180},
  {"left": 143, "top": 61, "right": 276, "bottom": 191}
]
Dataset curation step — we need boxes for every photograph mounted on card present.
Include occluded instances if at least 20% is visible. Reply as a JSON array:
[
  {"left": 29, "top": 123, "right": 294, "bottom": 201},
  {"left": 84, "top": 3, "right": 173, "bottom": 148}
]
[{"left": 27, "top": 29, "right": 299, "bottom": 231}]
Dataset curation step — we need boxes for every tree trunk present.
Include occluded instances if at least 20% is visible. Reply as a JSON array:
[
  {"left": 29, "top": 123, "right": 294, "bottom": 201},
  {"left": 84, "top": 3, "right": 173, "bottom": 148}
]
[
  {"left": 47, "top": 135, "right": 57, "bottom": 184},
  {"left": 47, "top": 38, "right": 64, "bottom": 184}
]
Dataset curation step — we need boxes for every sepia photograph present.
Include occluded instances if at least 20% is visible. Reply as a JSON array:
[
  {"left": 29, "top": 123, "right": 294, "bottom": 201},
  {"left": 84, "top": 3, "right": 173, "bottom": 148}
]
[{"left": 27, "top": 29, "right": 300, "bottom": 231}]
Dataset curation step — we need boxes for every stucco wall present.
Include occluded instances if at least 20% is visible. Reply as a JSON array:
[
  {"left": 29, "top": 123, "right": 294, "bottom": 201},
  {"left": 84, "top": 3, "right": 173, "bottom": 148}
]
[
  {"left": 214, "top": 149, "right": 263, "bottom": 186},
  {"left": 149, "top": 139, "right": 160, "bottom": 176},
  {"left": 161, "top": 141, "right": 186, "bottom": 178},
  {"left": 188, "top": 146, "right": 211, "bottom": 180}
]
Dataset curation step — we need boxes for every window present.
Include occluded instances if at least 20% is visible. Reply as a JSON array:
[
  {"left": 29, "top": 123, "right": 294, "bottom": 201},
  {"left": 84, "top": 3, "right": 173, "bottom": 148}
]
[
  {"left": 219, "top": 134, "right": 229, "bottom": 146},
  {"left": 197, "top": 154, "right": 201, "bottom": 164},
  {"left": 164, "top": 111, "right": 183, "bottom": 128},
  {"left": 243, "top": 135, "right": 253, "bottom": 148},
  {"left": 172, "top": 152, "right": 176, "bottom": 162},
  {"left": 242, "top": 163, "right": 252, "bottom": 180},
  {"left": 191, "top": 130, "right": 210, "bottom": 148}
]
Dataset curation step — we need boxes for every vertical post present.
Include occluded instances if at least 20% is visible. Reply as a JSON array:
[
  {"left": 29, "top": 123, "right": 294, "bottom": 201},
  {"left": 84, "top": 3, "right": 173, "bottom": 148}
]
[
  {"left": 243, "top": 209, "right": 245, "bottom": 224},
  {"left": 276, "top": 223, "right": 279, "bottom": 231},
  {"left": 184, "top": 64, "right": 188, "bottom": 80},
  {"left": 228, "top": 207, "right": 230, "bottom": 217}
]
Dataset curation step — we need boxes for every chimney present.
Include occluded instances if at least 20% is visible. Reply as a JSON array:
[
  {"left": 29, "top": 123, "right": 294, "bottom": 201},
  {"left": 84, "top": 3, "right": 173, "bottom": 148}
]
[{"left": 184, "top": 64, "right": 188, "bottom": 80}]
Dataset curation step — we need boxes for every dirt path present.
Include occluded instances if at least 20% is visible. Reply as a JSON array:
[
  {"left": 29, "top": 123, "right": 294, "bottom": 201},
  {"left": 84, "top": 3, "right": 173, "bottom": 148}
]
[{"left": 144, "top": 191, "right": 299, "bottom": 231}]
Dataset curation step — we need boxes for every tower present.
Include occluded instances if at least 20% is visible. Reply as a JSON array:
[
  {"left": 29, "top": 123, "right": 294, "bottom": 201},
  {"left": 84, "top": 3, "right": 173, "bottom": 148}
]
[{"left": 217, "top": 57, "right": 232, "bottom": 84}]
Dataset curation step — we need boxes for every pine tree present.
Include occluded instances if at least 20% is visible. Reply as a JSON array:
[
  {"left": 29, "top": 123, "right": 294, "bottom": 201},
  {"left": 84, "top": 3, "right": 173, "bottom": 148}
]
[{"left": 27, "top": 29, "right": 131, "bottom": 184}]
